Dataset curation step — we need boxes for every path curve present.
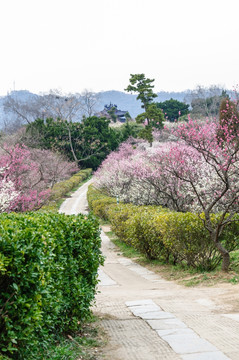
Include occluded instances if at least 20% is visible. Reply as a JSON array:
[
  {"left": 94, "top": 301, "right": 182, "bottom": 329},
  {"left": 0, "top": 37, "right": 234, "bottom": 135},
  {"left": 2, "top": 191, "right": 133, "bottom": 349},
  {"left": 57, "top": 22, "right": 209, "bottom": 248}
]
[{"left": 60, "top": 180, "right": 239, "bottom": 360}]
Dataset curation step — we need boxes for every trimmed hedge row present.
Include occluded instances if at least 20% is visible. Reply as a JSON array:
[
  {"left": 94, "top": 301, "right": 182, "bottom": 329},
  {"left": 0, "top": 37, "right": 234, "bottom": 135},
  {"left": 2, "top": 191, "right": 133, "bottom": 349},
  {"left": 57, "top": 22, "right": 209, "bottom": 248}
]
[
  {"left": 87, "top": 185, "right": 239, "bottom": 270},
  {"left": 0, "top": 212, "right": 103, "bottom": 359}
]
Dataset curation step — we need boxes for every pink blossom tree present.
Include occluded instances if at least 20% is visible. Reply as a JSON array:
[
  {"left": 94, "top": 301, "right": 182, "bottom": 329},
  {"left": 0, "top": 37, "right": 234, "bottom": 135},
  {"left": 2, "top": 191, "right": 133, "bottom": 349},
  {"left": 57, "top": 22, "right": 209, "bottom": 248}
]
[
  {"left": 0, "top": 144, "right": 77, "bottom": 212},
  {"left": 0, "top": 177, "right": 19, "bottom": 211},
  {"left": 95, "top": 111, "right": 239, "bottom": 271},
  {"left": 170, "top": 114, "right": 239, "bottom": 271}
]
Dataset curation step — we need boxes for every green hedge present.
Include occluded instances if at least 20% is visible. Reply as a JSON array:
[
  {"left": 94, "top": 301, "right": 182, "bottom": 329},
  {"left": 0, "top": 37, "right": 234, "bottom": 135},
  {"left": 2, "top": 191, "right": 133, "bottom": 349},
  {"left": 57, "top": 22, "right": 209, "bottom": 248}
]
[
  {"left": 41, "top": 168, "right": 92, "bottom": 212},
  {"left": 0, "top": 212, "right": 103, "bottom": 359},
  {"left": 88, "top": 186, "right": 239, "bottom": 270}
]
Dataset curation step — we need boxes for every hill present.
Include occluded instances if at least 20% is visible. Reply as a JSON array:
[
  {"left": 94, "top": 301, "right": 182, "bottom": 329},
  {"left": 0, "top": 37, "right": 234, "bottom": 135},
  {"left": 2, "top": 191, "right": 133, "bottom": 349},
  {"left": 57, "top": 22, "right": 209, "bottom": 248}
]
[{"left": 2, "top": 88, "right": 231, "bottom": 128}]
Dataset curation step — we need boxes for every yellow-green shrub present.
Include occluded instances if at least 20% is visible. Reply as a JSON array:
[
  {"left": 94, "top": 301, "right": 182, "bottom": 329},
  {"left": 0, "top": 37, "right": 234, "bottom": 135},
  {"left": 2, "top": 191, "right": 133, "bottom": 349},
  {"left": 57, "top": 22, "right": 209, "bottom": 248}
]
[
  {"left": 87, "top": 187, "right": 239, "bottom": 270},
  {"left": 125, "top": 208, "right": 171, "bottom": 260},
  {"left": 161, "top": 212, "right": 218, "bottom": 269},
  {"left": 87, "top": 185, "right": 116, "bottom": 220},
  {"left": 108, "top": 204, "right": 138, "bottom": 244}
]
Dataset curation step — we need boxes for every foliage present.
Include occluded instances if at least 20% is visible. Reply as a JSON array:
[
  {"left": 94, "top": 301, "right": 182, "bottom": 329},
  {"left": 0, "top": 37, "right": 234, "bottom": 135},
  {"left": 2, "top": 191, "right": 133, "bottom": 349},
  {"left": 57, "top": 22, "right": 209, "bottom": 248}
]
[
  {"left": 136, "top": 103, "right": 164, "bottom": 129},
  {"left": 125, "top": 73, "right": 158, "bottom": 110},
  {"left": 113, "top": 122, "right": 144, "bottom": 142},
  {"left": 0, "top": 143, "right": 77, "bottom": 212},
  {"left": 186, "top": 85, "right": 230, "bottom": 119},
  {"left": 156, "top": 98, "right": 189, "bottom": 122},
  {"left": 123, "top": 207, "right": 170, "bottom": 261},
  {"left": 217, "top": 98, "right": 239, "bottom": 144},
  {"left": 125, "top": 74, "right": 164, "bottom": 145},
  {"left": 26, "top": 116, "right": 119, "bottom": 170},
  {"left": 87, "top": 186, "right": 239, "bottom": 270},
  {"left": 87, "top": 184, "right": 116, "bottom": 219},
  {"left": 107, "top": 203, "right": 138, "bottom": 244},
  {"left": 14, "top": 321, "right": 102, "bottom": 360},
  {"left": 94, "top": 106, "right": 239, "bottom": 270},
  {"left": 107, "top": 106, "right": 117, "bottom": 122},
  {"left": 0, "top": 211, "right": 103, "bottom": 359}
]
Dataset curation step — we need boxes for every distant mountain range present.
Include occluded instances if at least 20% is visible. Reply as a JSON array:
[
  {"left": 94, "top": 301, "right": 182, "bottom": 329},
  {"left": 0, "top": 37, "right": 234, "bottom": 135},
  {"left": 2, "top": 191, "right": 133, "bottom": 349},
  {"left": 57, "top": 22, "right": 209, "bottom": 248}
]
[
  {"left": 0, "top": 88, "right": 231, "bottom": 127},
  {"left": 0, "top": 89, "right": 192, "bottom": 126}
]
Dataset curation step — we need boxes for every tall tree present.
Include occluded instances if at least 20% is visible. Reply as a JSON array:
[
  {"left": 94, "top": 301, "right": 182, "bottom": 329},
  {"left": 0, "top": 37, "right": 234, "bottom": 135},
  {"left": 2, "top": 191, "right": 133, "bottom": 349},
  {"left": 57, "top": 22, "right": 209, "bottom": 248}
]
[
  {"left": 125, "top": 73, "right": 158, "bottom": 110},
  {"left": 125, "top": 74, "right": 164, "bottom": 145}
]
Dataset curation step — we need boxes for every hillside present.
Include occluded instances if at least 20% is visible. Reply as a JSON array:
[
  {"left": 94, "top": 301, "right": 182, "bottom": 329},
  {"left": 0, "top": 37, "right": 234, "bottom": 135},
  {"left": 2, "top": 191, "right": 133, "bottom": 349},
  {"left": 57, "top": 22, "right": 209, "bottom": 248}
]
[{"left": 0, "top": 88, "right": 215, "bottom": 127}]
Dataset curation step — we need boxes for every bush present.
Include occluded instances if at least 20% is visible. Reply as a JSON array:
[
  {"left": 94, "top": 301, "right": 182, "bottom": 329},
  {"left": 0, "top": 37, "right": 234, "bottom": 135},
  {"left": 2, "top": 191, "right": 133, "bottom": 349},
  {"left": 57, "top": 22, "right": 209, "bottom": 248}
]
[
  {"left": 108, "top": 204, "right": 138, "bottom": 244},
  {"left": 125, "top": 208, "right": 171, "bottom": 261},
  {"left": 0, "top": 212, "right": 103, "bottom": 359},
  {"left": 88, "top": 187, "right": 239, "bottom": 270},
  {"left": 87, "top": 185, "right": 116, "bottom": 220},
  {"left": 161, "top": 212, "right": 219, "bottom": 269}
]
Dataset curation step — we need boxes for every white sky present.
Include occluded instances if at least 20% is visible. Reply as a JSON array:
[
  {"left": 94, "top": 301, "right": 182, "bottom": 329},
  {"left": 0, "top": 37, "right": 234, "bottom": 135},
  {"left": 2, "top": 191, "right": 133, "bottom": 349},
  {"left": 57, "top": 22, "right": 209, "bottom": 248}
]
[{"left": 0, "top": 0, "right": 238, "bottom": 96}]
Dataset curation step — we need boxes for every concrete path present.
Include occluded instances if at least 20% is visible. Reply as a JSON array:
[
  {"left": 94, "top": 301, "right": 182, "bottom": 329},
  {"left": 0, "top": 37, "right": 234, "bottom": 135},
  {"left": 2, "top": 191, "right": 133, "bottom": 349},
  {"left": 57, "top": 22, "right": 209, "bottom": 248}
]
[
  {"left": 59, "top": 178, "right": 93, "bottom": 215},
  {"left": 59, "top": 180, "right": 239, "bottom": 360}
]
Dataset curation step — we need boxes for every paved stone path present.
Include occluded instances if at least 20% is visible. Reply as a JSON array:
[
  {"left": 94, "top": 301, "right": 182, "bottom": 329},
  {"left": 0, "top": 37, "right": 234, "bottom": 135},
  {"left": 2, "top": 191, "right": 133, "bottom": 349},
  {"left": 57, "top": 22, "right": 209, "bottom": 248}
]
[
  {"left": 60, "top": 180, "right": 239, "bottom": 360},
  {"left": 95, "top": 230, "right": 239, "bottom": 360}
]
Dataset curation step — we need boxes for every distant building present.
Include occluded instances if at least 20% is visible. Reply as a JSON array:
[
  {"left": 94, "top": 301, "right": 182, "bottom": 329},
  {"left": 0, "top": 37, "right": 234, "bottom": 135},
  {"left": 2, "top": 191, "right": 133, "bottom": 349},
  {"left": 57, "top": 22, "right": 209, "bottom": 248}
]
[{"left": 95, "top": 103, "right": 128, "bottom": 123}]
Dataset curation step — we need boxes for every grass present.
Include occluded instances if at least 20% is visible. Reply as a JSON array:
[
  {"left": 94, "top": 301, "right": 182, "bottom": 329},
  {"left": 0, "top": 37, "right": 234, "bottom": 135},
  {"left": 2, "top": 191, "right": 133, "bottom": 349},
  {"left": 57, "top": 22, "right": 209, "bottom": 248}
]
[
  {"left": 101, "top": 221, "right": 239, "bottom": 288},
  {"left": 22, "top": 319, "right": 106, "bottom": 360},
  {"left": 104, "top": 230, "right": 142, "bottom": 259},
  {"left": 45, "top": 322, "right": 105, "bottom": 360}
]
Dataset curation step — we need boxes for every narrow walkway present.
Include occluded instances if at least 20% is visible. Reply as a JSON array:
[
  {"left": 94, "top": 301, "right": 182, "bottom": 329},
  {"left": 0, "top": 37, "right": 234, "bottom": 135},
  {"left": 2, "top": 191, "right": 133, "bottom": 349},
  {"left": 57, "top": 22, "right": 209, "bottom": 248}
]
[
  {"left": 94, "top": 230, "right": 239, "bottom": 360},
  {"left": 59, "top": 178, "right": 93, "bottom": 215},
  {"left": 60, "top": 180, "right": 239, "bottom": 360}
]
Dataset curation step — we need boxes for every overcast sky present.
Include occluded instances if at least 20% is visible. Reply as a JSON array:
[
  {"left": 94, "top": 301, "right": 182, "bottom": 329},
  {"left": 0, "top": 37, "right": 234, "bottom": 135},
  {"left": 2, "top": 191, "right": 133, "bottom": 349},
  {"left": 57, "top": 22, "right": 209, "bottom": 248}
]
[{"left": 1, "top": 0, "right": 238, "bottom": 96}]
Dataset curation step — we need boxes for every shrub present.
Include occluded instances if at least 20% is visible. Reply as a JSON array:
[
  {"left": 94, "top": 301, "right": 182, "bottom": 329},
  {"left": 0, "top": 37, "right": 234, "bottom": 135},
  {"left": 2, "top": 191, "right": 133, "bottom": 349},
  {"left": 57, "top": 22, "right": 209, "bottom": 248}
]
[
  {"left": 87, "top": 184, "right": 116, "bottom": 220},
  {"left": 125, "top": 208, "right": 171, "bottom": 261},
  {"left": 108, "top": 204, "right": 138, "bottom": 244},
  {"left": 161, "top": 212, "right": 219, "bottom": 270},
  {"left": 0, "top": 212, "right": 103, "bottom": 359},
  {"left": 88, "top": 187, "right": 239, "bottom": 270}
]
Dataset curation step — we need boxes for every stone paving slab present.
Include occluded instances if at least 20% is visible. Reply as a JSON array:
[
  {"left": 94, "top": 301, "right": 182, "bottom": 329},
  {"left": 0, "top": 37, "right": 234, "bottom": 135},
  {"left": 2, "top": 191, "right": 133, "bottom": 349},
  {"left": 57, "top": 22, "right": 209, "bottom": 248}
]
[
  {"left": 97, "top": 267, "right": 118, "bottom": 286},
  {"left": 125, "top": 299, "right": 155, "bottom": 307},
  {"left": 222, "top": 313, "right": 239, "bottom": 322},
  {"left": 181, "top": 351, "right": 231, "bottom": 360},
  {"left": 160, "top": 333, "right": 218, "bottom": 354},
  {"left": 157, "top": 328, "right": 196, "bottom": 337},
  {"left": 146, "top": 318, "right": 187, "bottom": 330},
  {"left": 140, "top": 311, "right": 176, "bottom": 320},
  {"left": 128, "top": 304, "right": 162, "bottom": 316},
  {"left": 118, "top": 258, "right": 163, "bottom": 282},
  {"left": 100, "top": 318, "right": 182, "bottom": 360},
  {"left": 126, "top": 299, "right": 230, "bottom": 359},
  {"left": 141, "top": 273, "right": 164, "bottom": 281}
]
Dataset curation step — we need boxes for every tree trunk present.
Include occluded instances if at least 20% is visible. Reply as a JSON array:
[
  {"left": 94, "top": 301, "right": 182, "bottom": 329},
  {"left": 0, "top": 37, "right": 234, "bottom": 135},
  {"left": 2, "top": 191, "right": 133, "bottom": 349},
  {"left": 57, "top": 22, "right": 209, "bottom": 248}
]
[
  {"left": 221, "top": 252, "right": 230, "bottom": 272},
  {"left": 214, "top": 240, "right": 230, "bottom": 272}
]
